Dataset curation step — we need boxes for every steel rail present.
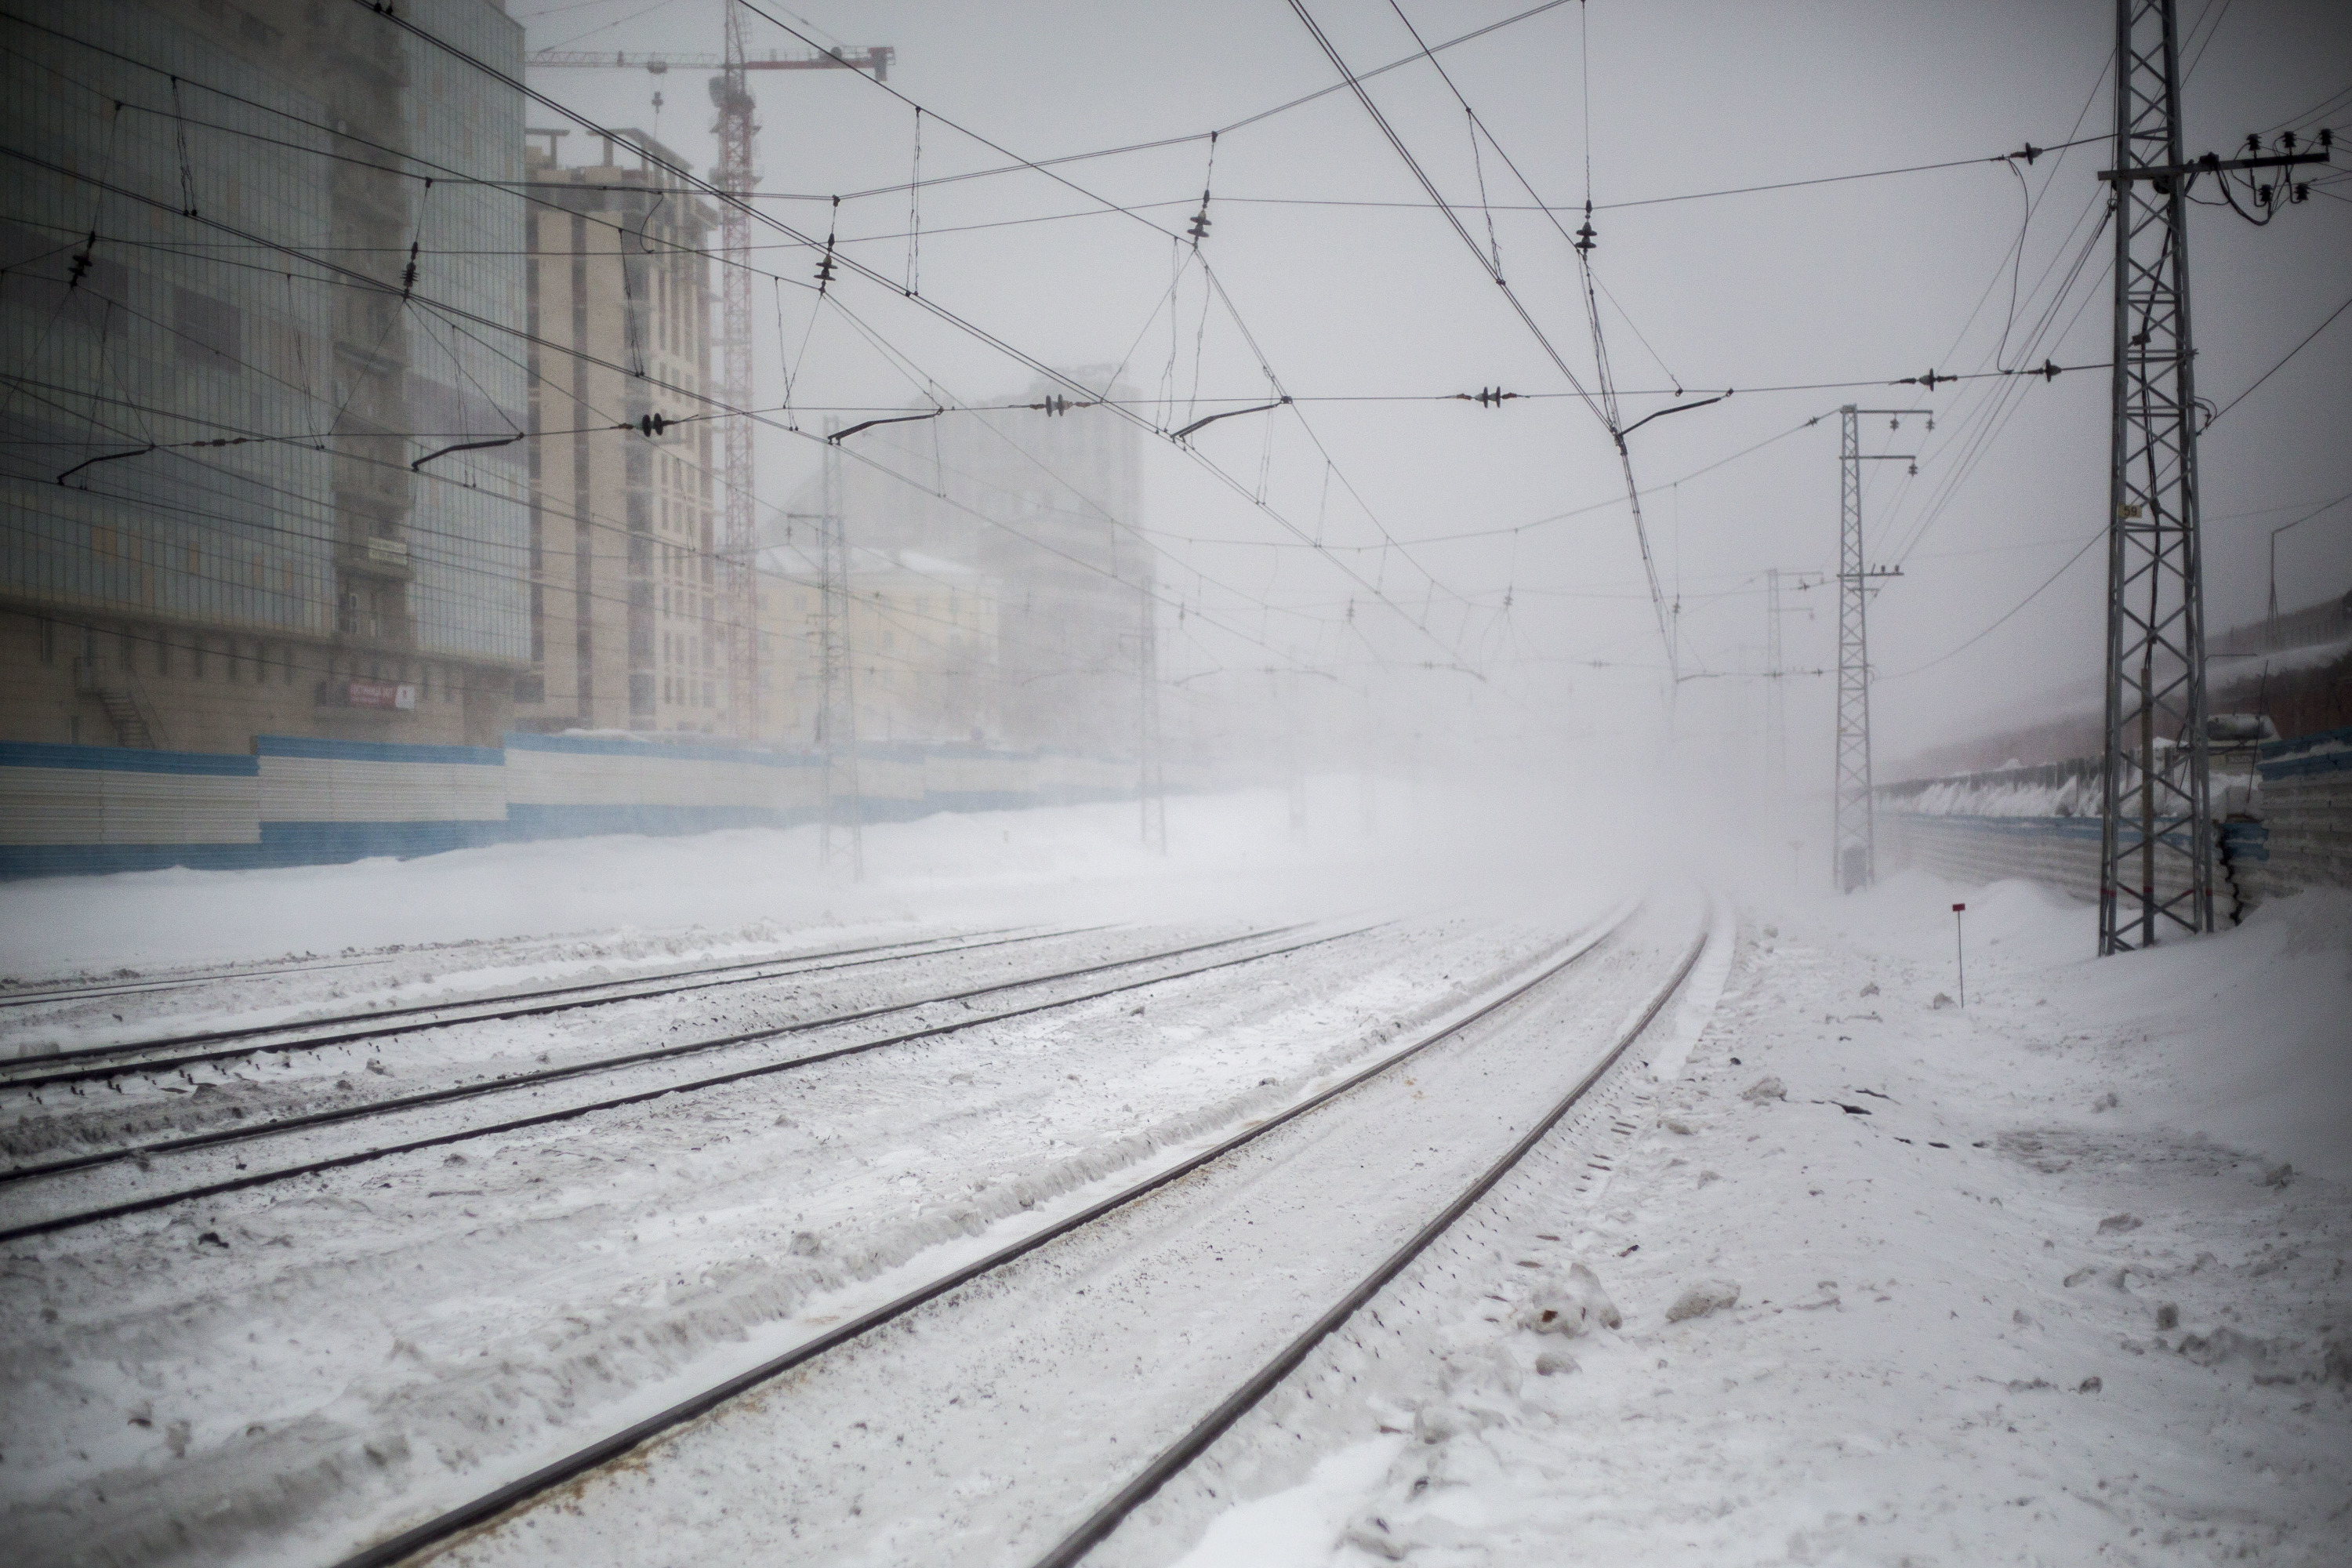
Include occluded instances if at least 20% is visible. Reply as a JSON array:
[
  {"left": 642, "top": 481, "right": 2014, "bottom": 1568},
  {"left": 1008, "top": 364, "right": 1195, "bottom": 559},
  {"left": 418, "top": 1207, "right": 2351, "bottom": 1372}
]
[
  {"left": 0, "top": 922, "right": 1367, "bottom": 1243},
  {"left": 0, "top": 924, "right": 1079, "bottom": 1093},
  {"left": 1030, "top": 906, "right": 1713, "bottom": 1568},
  {"left": 326, "top": 902, "right": 1642, "bottom": 1568},
  {"left": 0, "top": 953, "right": 393, "bottom": 1010},
  {"left": 0, "top": 924, "right": 1297, "bottom": 1188}
]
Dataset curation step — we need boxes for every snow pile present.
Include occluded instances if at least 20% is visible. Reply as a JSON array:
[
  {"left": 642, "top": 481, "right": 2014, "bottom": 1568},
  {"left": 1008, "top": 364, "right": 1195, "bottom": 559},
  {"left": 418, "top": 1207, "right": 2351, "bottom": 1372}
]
[
  {"left": 0, "top": 789, "right": 1348, "bottom": 979},
  {"left": 2066, "top": 886, "right": 2352, "bottom": 1182},
  {"left": 1891, "top": 767, "right": 2263, "bottom": 818},
  {"left": 0, "top": 774, "right": 1651, "bottom": 984},
  {"left": 1899, "top": 771, "right": 2095, "bottom": 818}
]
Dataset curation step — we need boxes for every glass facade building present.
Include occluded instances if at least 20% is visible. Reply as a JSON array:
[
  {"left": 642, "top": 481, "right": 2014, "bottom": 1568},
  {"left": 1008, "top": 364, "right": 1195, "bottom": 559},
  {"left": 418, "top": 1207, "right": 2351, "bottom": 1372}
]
[{"left": 0, "top": 0, "right": 528, "bottom": 751}]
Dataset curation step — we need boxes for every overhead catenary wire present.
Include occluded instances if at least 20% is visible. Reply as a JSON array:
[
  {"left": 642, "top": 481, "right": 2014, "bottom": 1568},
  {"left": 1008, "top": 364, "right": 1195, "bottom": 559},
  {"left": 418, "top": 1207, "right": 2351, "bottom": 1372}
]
[
  {"left": 12, "top": 0, "right": 2241, "bottom": 711},
  {"left": 1, "top": 96, "right": 1341, "bottom": 684},
  {"left": 2205, "top": 286, "right": 2352, "bottom": 425},
  {"left": 684, "top": 0, "right": 1493, "bottom": 666},
  {"left": 470, "top": 0, "right": 1489, "bottom": 666}
]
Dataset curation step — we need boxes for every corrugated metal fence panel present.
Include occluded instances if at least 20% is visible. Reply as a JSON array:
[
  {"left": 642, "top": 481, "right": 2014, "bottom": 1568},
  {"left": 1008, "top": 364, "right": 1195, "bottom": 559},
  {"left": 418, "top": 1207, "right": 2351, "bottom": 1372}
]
[
  {"left": 1880, "top": 811, "right": 2299, "bottom": 919},
  {"left": 921, "top": 748, "right": 1036, "bottom": 811},
  {"left": 2242, "top": 770, "right": 2351, "bottom": 905},
  {"left": 2258, "top": 724, "right": 2352, "bottom": 782},
  {"left": 0, "top": 743, "right": 260, "bottom": 847},
  {"left": 500, "top": 732, "right": 826, "bottom": 837},
  {"left": 2, "top": 731, "right": 1174, "bottom": 876},
  {"left": 255, "top": 736, "right": 506, "bottom": 824},
  {"left": 1881, "top": 813, "right": 2106, "bottom": 902},
  {"left": 858, "top": 747, "right": 927, "bottom": 805}
]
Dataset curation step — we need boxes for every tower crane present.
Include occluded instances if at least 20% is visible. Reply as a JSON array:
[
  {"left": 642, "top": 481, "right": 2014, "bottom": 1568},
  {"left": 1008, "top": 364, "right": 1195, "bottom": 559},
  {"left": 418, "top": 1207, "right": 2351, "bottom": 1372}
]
[{"left": 528, "top": 18, "right": 893, "bottom": 742}]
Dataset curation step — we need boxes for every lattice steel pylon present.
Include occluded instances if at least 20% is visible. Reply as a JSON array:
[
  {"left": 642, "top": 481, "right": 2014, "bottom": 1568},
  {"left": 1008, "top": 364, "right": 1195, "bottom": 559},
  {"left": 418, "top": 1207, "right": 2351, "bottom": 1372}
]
[
  {"left": 1831, "top": 408, "right": 1915, "bottom": 892},
  {"left": 2097, "top": 0, "right": 2212, "bottom": 952},
  {"left": 816, "top": 423, "right": 862, "bottom": 878}
]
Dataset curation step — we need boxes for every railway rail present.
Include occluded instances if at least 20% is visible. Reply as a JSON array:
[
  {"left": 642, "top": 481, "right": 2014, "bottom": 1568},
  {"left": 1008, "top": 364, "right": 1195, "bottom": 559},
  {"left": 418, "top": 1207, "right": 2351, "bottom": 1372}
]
[
  {"left": 324, "top": 897, "right": 1704, "bottom": 1568},
  {"left": 0, "top": 922, "right": 1082, "bottom": 1091},
  {"left": 0, "top": 952, "right": 393, "bottom": 1011},
  {"left": 0, "top": 920, "right": 1368, "bottom": 1243},
  {"left": 1033, "top": 906, "right": 1711, "bottom": 1567}
]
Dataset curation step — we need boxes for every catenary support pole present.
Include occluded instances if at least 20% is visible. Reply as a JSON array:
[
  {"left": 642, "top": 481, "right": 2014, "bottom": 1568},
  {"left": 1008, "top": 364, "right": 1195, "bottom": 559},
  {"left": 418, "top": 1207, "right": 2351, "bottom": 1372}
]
[
  {"left": 2097, "top": 0, "right": 2213, "bottom": 953},
  {"left": 1137, "top": 564, "right": 1167, "bottom": 854},
  {"left": 818, "top": 420, "right": 862, "bottom": 879},
  {"left": 1831, "top": 408, "right": 1918, "bottom": 892}
]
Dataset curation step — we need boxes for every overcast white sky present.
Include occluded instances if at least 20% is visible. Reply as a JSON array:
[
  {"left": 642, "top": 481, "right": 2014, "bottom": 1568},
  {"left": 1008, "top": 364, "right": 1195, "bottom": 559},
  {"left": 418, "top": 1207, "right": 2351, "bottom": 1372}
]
[{"left": 514, "top": 0, "right": 2352, "bottom": 781}]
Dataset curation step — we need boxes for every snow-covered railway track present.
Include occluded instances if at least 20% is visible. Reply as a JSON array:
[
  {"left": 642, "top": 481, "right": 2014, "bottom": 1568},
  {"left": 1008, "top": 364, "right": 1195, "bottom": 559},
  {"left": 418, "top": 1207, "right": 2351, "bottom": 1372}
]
[
  {"left": 0, "top": 922, "right": 1358, "bottom": 1243},
  {"left": 331, "top": 898, "right": 1700, "bottom": 1568},
  {"left": 1029, "top": 905, "right": 1711, "bottom": 1568},
  {"left": 0, "top": 953, "right": 394, "bottom": 1012},
  {"left": 0, "top": 923, "right": 1069, "bottom": 1091}
]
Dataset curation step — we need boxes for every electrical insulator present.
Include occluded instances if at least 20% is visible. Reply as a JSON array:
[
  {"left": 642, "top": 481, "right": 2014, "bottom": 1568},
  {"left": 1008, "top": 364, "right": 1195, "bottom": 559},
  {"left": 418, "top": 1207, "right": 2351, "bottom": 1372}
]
[
  {"left": 2292, "top": 183, "right": 2310, "bottom": 204},
  {"left": 1573, "top": 220, "right": 1597, "bottom": 254},
  {"left": 2258, "top": 183, "right": 2274, "bottom": 207},
  {"left": 1187, "top": 209, "right": 1211, "bottom": 244},
  {"left": 637, "top": 412, "right": 669, "bottom": 437},
  {"left": 814, "top": 249, "right": 837, "bottom": 290}
]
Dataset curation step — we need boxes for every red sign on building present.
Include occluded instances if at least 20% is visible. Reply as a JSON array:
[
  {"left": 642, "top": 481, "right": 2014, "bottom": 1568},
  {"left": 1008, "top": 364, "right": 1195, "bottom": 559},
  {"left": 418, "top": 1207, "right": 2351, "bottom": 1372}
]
[{"left": 345, "top": 680, "right": 418, "bottom": 710}]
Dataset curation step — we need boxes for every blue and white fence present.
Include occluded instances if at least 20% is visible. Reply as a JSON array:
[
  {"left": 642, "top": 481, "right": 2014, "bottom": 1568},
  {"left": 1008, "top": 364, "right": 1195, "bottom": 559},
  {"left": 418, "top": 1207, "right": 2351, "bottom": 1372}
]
[
  {"left": 1877, "top": 724, "right": 2352, "bottom": 914},
  {"left": 0, "top": 742, "right": 260, "bottom": 877},
  {"left": 0, "top": 732, "right": 1182, "bottom": 880}
]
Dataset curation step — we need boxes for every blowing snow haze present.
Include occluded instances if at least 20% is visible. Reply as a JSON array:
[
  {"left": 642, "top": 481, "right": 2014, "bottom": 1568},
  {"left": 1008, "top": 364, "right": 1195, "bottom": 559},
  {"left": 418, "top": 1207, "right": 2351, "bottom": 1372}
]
[{"left": 2, "top": 2, "right": 2350, "bottom": 1565}]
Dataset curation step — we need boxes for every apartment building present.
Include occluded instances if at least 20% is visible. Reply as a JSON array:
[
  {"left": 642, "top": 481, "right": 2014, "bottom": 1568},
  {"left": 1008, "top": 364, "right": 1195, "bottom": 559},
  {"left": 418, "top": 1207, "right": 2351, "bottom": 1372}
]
[
  {"left": 798, "top": 372, "right": 1149, "bottom": 754},
  {"left": 509, "top": 129, "right": 727, "bottom": 736},
  {"left": 756, "top": 545, "right": 1000, "bottom": 746}
]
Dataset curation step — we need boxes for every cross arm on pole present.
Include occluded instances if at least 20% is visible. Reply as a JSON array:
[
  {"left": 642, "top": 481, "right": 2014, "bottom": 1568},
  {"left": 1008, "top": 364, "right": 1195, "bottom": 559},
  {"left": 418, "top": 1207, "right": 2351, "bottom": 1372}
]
[{"left": 2099, "top": 150, "right": 2329, "bottom": 182}]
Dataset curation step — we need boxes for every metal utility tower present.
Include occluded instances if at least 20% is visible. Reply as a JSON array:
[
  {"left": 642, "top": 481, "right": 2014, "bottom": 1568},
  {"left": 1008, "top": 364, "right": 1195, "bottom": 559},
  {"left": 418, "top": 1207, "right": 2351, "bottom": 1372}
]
[
  {"left": 2096, "top": 0, "right": 2210, "bottom": 952},
  {"left": 1831, "top": 408, "right": 1915, "bottom": 892},
  {"left": 527, "top": 24, "right": 893, "bottom": 742},
  {"left": 816, "top": 423, "right": 862, "bottom": 877},
  {"left": 1137, "top": 570, "right": 1167, "bottom": 853},
  {"left": 2086, "top": 3, "right": 2328, "bottom": 949}
]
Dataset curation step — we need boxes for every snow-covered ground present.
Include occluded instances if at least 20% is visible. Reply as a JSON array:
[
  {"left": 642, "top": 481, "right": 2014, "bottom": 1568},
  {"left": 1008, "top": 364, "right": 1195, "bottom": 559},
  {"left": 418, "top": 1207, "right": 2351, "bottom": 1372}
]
[
  {"left": 1117, "top": 875, "right": 2352, "bottom": 1568},
  {"left": 5, "top": 789, "right": 2344, "bottom": 1568}
]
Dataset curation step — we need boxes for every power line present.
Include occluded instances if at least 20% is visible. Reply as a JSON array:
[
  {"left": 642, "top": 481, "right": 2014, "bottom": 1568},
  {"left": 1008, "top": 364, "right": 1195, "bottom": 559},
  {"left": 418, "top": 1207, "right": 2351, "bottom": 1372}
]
[
  {"left": 664, "top": 0, "right": 1493, "bottom": 664},
  {"left": 2206, "top": 286, "right": 2352, "bottom": 424}
]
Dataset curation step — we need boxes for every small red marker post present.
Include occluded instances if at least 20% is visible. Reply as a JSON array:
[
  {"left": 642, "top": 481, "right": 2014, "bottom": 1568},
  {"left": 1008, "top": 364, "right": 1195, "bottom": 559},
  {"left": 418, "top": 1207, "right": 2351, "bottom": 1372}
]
[{"left": 1952, "top": 902, "right": 1967, "bottom": 1007}]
